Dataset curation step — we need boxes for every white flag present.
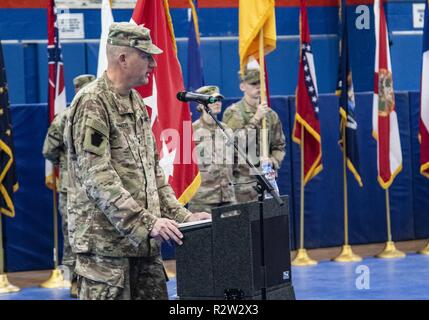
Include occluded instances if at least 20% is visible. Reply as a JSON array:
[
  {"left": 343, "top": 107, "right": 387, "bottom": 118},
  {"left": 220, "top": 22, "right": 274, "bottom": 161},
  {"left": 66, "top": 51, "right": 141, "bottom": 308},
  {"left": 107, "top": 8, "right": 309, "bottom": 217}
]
[{"left": 97, "top": 0, "right": 114, "bottom": 78}]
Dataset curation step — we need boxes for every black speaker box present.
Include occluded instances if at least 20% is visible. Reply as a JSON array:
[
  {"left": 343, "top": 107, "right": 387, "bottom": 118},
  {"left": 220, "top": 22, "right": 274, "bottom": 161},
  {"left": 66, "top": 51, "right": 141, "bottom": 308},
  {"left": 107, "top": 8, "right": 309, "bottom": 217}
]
[{"left": 176, "top": 196, "right": 295, "bottom": 300}]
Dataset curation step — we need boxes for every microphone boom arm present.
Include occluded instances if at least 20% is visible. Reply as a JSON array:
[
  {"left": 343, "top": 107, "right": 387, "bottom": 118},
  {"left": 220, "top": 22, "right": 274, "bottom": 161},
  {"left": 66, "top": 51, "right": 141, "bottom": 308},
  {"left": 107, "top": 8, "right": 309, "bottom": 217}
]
[{"left": 202, "top": 103, "right": 284, "bottom": 206}]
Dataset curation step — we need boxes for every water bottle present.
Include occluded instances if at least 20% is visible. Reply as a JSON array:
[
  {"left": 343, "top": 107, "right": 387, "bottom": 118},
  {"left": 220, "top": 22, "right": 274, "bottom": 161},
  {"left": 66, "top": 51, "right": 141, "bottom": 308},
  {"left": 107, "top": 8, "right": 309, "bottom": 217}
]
[{"left": 261, "top": 162, "right": 279, "bottom": 199}]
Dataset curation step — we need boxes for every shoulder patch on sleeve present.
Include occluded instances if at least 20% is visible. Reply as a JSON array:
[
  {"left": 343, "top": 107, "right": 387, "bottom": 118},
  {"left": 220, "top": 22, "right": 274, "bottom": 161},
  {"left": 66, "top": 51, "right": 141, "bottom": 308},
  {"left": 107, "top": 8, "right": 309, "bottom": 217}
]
[{"left": 83, "top": 119, "right": 109, "bottom": 156}]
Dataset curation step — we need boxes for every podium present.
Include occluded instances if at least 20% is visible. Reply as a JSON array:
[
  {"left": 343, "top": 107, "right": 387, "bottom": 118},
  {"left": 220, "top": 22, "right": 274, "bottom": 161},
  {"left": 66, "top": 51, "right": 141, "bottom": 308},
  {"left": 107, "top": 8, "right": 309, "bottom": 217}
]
[{"left": 176, "top": 196, "right": 295, "bottom": 300}]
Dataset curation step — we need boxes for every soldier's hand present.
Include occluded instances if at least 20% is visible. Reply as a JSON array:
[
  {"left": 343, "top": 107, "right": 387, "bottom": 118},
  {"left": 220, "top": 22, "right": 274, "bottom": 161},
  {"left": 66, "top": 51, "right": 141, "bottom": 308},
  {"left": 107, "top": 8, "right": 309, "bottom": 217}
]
[
  {"left": 185, "top": 212, "right": 211, "bottom": 222},
  {"left": 254, "top": 102, "right": 269, "bottom": 122},
  {"left": 260, "top": 157, "right": 273, "bottom": 167},
  {"left": 150, "top": 218, "right": 183, "bottom": 245}
]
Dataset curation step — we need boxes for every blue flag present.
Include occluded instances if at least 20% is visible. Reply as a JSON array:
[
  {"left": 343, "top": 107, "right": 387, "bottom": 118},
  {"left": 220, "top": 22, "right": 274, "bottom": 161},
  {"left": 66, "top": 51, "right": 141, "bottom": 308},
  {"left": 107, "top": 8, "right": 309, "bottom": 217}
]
[
  {"left": 336, "top": 0, "right": 362, "bottom": 186},
  {"left": 187, "top": 0, "right": 204, "bottom": 117},
  {"left": 0, "top": 40, "right": 19, "bottom": 217}
]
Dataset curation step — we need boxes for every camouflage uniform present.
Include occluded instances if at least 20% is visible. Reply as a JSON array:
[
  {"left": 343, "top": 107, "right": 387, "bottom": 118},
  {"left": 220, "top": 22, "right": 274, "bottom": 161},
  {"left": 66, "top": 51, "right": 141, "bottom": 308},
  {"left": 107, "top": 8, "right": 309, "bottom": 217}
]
[
  {"left": 65, "top": 24, "right": 191, "bottom": 299},
  {"left": 73, "top": 74, "right": 95, "bottom": 93},
  {"left": 42, "top": 108, "right": 74, "bottom": 269},
  {"left": 222, "top": 71, "right": 286, "bottom": 203},
  {"left": 188, "top": 115, "right": 236, "bottom": 213},
  {"left": 188, "top": 85, "right": 236, "bottom": 213}
]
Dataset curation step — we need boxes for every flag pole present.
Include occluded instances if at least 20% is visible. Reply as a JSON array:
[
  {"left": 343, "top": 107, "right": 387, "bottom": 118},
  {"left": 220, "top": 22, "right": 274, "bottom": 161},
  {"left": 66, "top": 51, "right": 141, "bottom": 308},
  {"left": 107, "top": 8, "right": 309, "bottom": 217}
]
[
  {"left": 376, "top": 189, "right": 405, "bottom": 258},
  {"left": 0, "top": 214, "right": 20, "bottom": 293},
  {"left": 418, "top": 241, "right": 429, "bottom": 255},
  {"left": 40, "top": 169, "right": 70, "bottom": 288},
  {"left": 333, "top": 120, "right": 361, "bottom": 262},
  {"left": 258, "top": 30, "right": 269, "bottom": 159},
  {"left": 292, "top": 125, "right": 317, "bottom": 266}
]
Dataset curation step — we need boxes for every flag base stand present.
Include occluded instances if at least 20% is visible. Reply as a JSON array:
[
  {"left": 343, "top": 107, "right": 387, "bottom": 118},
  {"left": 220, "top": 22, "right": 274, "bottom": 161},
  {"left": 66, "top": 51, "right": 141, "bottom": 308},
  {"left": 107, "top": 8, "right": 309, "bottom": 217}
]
[
  {"left": 0, "top": 274, "right": 20, "bottom": 293},
  {"left": 376, "top": 241, "right": 406, "bottom": 259},
  {"left": 418, "top": 241, "right": 429, "bottom": 255},
  {"left": 332, "top": 245, "right": 362, "bottom": 263},
  {"left": 292, "top": 249, "right": 318, "bottom": 266},
  {"left": 40, "top": 269, "right": 71, "bottom": 289}
]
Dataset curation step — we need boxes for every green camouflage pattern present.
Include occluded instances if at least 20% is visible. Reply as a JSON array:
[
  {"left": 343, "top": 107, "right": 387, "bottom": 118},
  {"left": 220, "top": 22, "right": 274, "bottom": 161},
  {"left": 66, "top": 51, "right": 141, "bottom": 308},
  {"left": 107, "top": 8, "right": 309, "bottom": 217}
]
[
  {"left": 188, "top": 116, "right": 236, "bottom": 212},
  {"left": 43, "top": 108, "right": 70, "bottom": 193},
  {"left": 239, "top": 68, "right": 260, "bottom": 84},
  {"left": 64, "top": 73, "right": 191, "bottom": 258},
  {"left": 42, "top": 108, "right": 75, "bottom": 270},
  {"left": 107, "top": 22, "right": 163, "bottom": 55},
  {"left": 76, "top": 254, "right": 167, "bottom": 300},
  {"left": 222, "top": 98, "right": 286, "bottom": 202},
  {"left": 73, "top": 74, "right": 95, "bottom": 93}
]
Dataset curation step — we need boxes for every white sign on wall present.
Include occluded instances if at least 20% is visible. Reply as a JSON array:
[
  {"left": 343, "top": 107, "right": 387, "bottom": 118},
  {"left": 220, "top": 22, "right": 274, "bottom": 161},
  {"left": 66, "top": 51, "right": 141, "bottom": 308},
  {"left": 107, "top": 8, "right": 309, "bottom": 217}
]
[
  {"left": 56, "top": 0, "right": 137, "bottom": 9},
  {"left": 58, "top": 13, "right": 85, "bottom": 39},
  {"left": 413, "top": 3, "right": 426, "bottom": 29}
]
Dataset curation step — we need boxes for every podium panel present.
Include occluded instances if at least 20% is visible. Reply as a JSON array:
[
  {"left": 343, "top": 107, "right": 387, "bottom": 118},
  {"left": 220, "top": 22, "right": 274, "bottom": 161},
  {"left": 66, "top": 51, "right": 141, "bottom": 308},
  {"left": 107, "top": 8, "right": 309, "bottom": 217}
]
[{"left": 176, "top": 196, "right": 295, "bottom": 300}]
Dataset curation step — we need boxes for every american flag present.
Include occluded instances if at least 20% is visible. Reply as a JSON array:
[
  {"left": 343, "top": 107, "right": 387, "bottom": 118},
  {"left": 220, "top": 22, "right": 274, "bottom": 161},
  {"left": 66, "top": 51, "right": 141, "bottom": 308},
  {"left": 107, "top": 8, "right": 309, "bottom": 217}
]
[{"left": 46, "top": 0, "right": 66, "bottom": 188}]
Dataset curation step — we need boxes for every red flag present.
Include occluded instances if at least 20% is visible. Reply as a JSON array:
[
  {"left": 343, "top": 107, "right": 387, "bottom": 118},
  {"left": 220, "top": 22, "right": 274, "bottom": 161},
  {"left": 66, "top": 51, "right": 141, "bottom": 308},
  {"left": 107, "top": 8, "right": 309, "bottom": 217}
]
[
  {"left": 292, "top": 0, "right": 322, "bottom": 184},
  {"left": 46, "top": 0, "right": 66, "bottom": 188},
  {"left": 420, "top": 0, "right": 429, "bottom": 178},
  {"left": 372, "top": 0, "right": 402, "bottom": 188},
  {"left": 131, "top": 0, "right": 200, "bottom": 204}
]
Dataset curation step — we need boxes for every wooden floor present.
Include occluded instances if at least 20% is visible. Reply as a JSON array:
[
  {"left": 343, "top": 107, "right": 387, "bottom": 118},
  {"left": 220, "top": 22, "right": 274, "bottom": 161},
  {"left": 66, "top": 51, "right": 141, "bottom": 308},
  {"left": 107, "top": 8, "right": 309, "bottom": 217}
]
[{"left": 6, "top": 239, "right": 429, "bottom": 289}]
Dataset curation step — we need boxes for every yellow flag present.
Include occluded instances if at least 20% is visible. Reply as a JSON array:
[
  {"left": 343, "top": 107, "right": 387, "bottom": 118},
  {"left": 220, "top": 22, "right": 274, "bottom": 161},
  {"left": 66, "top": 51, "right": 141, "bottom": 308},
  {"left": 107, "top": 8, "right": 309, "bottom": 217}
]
[{"left": 239, "top": 0, "right": 276, "bottom": 72}]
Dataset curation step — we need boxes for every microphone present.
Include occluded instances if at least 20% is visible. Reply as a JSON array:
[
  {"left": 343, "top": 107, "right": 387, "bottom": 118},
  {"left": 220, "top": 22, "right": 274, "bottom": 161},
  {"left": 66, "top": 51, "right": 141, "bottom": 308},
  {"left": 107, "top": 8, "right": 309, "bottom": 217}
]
[{"left": 176, "top": 91, "right": 221, "bottom": 104}]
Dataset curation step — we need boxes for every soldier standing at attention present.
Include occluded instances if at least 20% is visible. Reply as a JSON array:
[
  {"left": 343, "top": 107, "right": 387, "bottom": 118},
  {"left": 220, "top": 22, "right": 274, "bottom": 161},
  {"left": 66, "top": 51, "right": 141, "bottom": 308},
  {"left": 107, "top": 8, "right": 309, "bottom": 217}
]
[
  {"left": 64, "top": 22, "right": 210, "bottom": 300},
  {"left": 188, "top": 85, "right": 237, "bottom": 213},
  {"left": 222, "top": 67, "right": 286, "bottom": 203},
  {"left": 42, "top": 73, "right": 95, "bottom": 298}
]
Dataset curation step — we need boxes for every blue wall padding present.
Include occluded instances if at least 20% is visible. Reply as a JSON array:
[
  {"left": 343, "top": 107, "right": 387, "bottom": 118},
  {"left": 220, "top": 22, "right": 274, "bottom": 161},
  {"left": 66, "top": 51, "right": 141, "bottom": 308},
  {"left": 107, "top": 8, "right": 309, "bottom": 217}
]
[
  {"left": 86, "top": 43, "right": 100, "bottom": 77},
  {"left": 0, "top": 28, "right": 425, "bottom": 105},
  {"left": 289, "top": 92, "right": 414, "bottom": 249},
  {"left": 36, "top": 43, "right": 87, "bottom": 104},
  {"left": 409, "top": 92, "right": 429, "bottom": 239},
  {"left": 2, "top": 44, "right": 26, "bottom": 104},
  {"left": 3, "top": 104, "right": 63, "bottom": 272},
  {"left": 1, "top": 3, "right": 427, "bottom": 104},
  {"left": 3, "top": 92, "right": 427, "bottom": 271}
]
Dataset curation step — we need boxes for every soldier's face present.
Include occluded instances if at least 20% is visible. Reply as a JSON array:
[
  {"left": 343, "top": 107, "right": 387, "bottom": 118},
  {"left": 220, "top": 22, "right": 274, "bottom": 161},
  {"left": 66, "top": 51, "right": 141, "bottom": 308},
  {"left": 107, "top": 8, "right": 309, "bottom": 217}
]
[
  {"left": 126, "top": 49, "right": 157, "bottom": 86},
  {"left": 207, "top": 101, "right": 222, "bottom": 115},
  {"left": 240, "top": 81, "right": 261, "bottom": 103}
]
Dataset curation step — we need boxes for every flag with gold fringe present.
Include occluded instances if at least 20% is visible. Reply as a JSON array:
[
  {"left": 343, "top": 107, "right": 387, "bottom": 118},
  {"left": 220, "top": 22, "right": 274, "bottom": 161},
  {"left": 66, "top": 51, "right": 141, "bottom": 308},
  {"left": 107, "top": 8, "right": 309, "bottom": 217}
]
[
  {"left": 292, "top": 0, "right": 323, "bottom": 185},
  {"left": 420, "top": 0, "right": 429, "bottom": 178},
  {"left": 187, "top": 0, "right": 204, "bottom": 92},
  {"left": 46, "top": 0, "right": 66, "bottom": 189},
  {"left": 372, "top": 0, "right": 402, "bottom": 189},
  {"left": 131, "top": 0, "right": 200, "bottom": 204},
  {"left": 0, "top": 40, "right": 18, "bottom": 217},
  {"left": 238, "top": 0, "right": 276, "bottom": 73},
  {"left": 336, "top": 0, "right": 362, "bottom": 186}
]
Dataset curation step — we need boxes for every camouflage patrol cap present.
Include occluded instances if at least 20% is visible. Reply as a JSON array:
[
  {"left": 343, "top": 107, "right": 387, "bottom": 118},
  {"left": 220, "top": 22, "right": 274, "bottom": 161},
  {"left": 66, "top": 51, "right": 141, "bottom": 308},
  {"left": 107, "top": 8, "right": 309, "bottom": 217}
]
[
  {"left": 73, "top": 74, "right": 95, "bottom": 92},
  {"left": 107, "top": 22, "right": 163, "bottom": 55},
  {"left": 239, "top": 68, "right": 260, "bottom": 84},
  {"left": 195, "top": 85, "right": 224, "bottom": 100},
  {"left": 195, "top": 85, "right": 224, "bottom": 112}
]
